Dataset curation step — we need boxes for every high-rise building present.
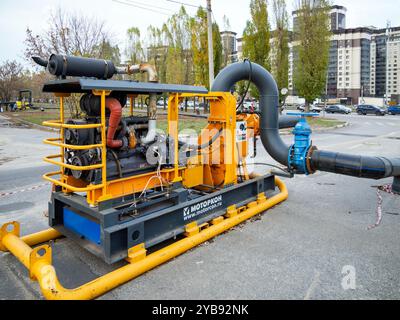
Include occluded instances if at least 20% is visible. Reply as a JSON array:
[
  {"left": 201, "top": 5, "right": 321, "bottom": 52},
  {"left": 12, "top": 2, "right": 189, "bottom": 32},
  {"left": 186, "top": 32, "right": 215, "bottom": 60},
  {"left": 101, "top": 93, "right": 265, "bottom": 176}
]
[
  {"left": 293, "top": 5, "right": 347, "bottom": 32},
  {"left": 220, "top": 31, "right": 238, "bottom": 64},
  {"left": 224, "top": 5, "right": 400, "bottom": 104},
  {"left": 288, "top": 5, "right": 400, "bottom": 104}
]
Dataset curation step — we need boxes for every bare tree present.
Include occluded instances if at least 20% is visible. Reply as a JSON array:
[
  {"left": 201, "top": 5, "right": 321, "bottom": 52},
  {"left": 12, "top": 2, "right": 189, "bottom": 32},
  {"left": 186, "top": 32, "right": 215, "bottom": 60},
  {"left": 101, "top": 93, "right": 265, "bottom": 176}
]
[
  {"left": 0, "top": 61, "right": 24, "bottom": 102},
  {"left": 24, "top": 7, "right": 118, "bottom": 62}
]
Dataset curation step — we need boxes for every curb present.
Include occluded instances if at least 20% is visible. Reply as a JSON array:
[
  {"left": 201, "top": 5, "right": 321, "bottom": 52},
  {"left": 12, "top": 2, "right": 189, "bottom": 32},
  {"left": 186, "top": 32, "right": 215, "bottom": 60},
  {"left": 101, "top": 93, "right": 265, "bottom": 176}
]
[{"left": 280, "top": 121, "right": 350, "bottom": 135}]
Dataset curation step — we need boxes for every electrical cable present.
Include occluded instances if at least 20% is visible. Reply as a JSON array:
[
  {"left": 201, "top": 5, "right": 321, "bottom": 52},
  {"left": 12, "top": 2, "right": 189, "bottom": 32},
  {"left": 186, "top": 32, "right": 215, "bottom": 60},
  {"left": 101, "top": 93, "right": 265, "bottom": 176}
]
[
  {"left": 112, "top": 0, "right": 170, "bottom": 15},
  {"left": 165, "top": 0, "right": 201, "bottom": 8},
  {"left": 236, "top": 59, "right": 253, "bottom": 112},
  {"left": 124, "top": 0, "right": 174, "bottom": 12}
]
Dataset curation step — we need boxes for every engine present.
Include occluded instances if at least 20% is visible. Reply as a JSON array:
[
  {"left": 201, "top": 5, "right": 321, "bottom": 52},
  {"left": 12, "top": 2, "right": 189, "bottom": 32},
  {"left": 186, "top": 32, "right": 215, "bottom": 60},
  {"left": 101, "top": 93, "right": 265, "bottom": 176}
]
[{"left": 64, "top": 92, "right": 159, "bottom": 184}]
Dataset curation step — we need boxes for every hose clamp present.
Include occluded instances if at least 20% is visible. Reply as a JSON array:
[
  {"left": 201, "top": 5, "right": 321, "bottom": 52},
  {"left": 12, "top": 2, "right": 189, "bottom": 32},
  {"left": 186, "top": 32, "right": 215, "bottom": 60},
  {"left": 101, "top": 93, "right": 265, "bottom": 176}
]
[{"left": 61, "top": 55, "right": 68, "bottom": 79}]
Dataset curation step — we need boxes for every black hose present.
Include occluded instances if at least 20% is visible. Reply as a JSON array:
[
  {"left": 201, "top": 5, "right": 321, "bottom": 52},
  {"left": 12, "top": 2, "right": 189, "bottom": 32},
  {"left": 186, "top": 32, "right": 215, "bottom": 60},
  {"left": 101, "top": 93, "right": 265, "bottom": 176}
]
[
  {"left": 212, "top": 61, "right": 289, "bottom": 165},
  {"left": 211, "top": 61, "right": 400, "bottom": 187},
  {"left": 310, "top": 150, "right": 400, "bottom": 180},
  {"left": 184, "top": 128, "right": 223, "bottom": 151}
]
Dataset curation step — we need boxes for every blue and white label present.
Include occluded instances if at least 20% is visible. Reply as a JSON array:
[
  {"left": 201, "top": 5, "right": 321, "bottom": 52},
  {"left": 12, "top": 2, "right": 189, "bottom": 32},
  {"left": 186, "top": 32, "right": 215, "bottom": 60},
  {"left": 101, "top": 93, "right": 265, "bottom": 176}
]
[{"left": 183, "top": 195, "right": 223, "bottom": 221}]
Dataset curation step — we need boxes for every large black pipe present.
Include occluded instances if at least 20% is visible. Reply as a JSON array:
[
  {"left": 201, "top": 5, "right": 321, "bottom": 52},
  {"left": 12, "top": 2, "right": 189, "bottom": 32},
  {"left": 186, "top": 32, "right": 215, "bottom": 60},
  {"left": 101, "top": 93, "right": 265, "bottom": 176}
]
[
  {"left": 46, "top": 54, "right": 117, "bottom": 79},
  {"left": 212, "top": 61, "right": 290, "bottom": 165},
  {"left": 310, "top": 151, "right": 400, "bottom": 180},
  {"left": 278, "top": 115, "right": 301, "bottom": 129},
  {"left": 211, "top": 61, "right": 400, "bottom": 184}
]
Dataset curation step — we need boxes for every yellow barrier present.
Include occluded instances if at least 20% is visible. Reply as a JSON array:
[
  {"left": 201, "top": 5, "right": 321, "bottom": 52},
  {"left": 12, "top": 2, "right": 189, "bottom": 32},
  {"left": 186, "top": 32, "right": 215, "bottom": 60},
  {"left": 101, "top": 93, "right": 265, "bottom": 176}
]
[
  {"left": 42, "top": 171, "right": 104, "bottom": 193},
  {"left": 0, "top": 177, "right": 288, "bottom": 300}
]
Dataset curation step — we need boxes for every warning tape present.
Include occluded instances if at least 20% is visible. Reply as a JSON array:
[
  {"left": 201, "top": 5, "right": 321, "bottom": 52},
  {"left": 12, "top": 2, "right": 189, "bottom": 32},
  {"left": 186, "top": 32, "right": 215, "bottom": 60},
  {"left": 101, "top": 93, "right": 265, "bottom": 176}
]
[
  {"left": 0, "top": 183, "right": 49, "bottom": 198},
  {"left": 368, "top": 184, "right": 395, "bottom": 230}
]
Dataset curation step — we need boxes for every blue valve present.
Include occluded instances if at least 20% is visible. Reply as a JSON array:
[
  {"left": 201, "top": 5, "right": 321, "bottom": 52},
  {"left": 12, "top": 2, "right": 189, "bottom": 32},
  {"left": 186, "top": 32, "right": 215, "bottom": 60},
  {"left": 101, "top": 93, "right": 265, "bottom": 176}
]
[{"left": 287, "top": 112, "right": 319, "bottom": 174}]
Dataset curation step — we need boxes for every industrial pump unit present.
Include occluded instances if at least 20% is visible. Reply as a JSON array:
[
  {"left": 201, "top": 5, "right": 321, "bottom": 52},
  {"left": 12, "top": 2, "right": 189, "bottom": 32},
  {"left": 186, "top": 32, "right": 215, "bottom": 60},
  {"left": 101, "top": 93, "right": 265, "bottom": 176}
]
[{"left": 1, "top": 54, "right": 399, "bottom": 300}]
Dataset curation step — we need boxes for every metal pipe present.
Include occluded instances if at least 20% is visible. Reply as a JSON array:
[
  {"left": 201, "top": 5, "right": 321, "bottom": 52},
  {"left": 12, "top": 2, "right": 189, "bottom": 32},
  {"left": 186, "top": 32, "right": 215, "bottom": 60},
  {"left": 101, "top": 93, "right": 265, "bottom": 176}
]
[
  {"left": 32, "top": 55, "right": 158, "bottom": 82},
  {"left": 310, "top": 150, "right": 400, "bottom": 180},
  {"left": 21, "top": 229, "right": 62, "bottom": 248},
  {"left": 0, "top": 177, "right": 288, "bottom": 300},
  {"left": 116, "top": 63, "right": 158, "bottom": 83},
  {"left": 211, "top": 61, "right": 400, "bottom": 187},
  {"left": 140, "top": 119, "right": 157, "bottom": 145},
  {"left": 278, "top": 115, "right": 301, "bottom": 129},
  {"left": 212, "top": 61, "right": 290, "bottom": 165},
  {"left": 106, "top": 98, "right": 123, "bottom": 148}
]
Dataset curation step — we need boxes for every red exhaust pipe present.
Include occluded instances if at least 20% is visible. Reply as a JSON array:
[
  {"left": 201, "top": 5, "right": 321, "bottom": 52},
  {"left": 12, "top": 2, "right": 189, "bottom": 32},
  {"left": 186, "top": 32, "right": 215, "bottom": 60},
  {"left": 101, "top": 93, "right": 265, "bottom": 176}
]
[{"left": 106, "top": 98, "right": 123, "bottom": 148}]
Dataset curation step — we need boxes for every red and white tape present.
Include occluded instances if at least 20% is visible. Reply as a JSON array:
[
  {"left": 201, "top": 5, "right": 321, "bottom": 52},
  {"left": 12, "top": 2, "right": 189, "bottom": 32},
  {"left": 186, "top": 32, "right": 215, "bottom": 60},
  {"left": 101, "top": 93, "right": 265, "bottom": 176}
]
[
  {"left": 0, "top": 183, "right": 49, "bottom": 198},
  {"left": 368, "top": 184, "right": 396, "bottom": 230}
]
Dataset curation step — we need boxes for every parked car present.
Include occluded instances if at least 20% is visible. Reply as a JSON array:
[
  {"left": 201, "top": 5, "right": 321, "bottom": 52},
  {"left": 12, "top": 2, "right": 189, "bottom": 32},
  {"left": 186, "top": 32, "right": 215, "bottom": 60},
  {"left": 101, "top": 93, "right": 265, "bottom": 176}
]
[
  {"left": 325, "top": 105, "right": 352, "bottom": 114},
  {"left": 388, "top": 105, "right": 400, "bottom": 115},
  {"left": 356, "top": 104, "right": 386, "bottom": 116},
  {"left": 297, "top": 104, "right": 322, "bottom": 113},
  {"left": 156, "top": 99, "right": 166, "bottom": 107}
]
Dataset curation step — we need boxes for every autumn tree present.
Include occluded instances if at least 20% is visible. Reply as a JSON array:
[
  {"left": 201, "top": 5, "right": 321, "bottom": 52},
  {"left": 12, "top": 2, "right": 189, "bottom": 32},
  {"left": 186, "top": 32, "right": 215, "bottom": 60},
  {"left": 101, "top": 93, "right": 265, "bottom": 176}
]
[
  {"left": 190, "top": 7, "right": 223, "bottom": 89},
  {"left": 24, "top": 7, "right": 119, "bottom": 62},
  {"left": 126, "top": 27, "right": 145, "bottom": 65},
  {"left": 293, "top": 0, "right": 331, "bottom": 110},
  {"left": 191, "top": 7, "right": 209, "bottom": 87},
  {"left": 0, "top": 61, "right": 24, "bottom": 102},
  {"left": 213, "top": 22, "right": 223, "bottom": 77},
  {"left": 242, "top": 0, "right": 271, "bottom": 98},
  {"left": 162, "top": 6, "right": 193, "bottom": 85},
  {"left": 272, "top": 0, "right": 289, "bottom": 101}
]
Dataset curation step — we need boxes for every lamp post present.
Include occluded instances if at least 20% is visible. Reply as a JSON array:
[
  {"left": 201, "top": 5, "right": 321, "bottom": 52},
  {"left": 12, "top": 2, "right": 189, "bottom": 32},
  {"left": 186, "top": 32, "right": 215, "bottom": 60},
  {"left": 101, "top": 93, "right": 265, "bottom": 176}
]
[{"left": 207, "top": 0, "right": 214, "bottom": 88}]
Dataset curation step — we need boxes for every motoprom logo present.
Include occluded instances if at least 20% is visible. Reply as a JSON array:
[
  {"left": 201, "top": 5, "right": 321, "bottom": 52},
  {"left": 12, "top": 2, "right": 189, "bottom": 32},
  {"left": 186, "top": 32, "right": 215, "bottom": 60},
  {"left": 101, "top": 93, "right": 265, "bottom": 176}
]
[{"left": 183, "top": 195, "right": 223, "bottom": 221}]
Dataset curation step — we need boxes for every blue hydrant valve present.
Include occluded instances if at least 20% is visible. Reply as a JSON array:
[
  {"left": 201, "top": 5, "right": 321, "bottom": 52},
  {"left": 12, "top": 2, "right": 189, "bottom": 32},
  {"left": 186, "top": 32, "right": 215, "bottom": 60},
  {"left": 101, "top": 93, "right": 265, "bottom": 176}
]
[{"left": 287, "top": 112, "right": 319, "bottom": 174}]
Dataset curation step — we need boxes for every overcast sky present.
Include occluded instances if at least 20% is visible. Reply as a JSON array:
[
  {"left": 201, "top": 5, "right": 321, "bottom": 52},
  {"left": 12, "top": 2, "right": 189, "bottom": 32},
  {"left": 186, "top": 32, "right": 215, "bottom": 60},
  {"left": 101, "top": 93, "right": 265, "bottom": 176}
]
[{"left": 0, "top": 0, "right": 399, "bottom": 64}]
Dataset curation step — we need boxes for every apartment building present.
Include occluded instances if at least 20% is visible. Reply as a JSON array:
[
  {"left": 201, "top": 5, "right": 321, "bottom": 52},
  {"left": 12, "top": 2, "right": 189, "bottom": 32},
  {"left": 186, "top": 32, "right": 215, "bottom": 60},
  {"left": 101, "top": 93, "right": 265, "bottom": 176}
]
[{"left": 224, "top": 5, "right": 400, "bottom": 104}]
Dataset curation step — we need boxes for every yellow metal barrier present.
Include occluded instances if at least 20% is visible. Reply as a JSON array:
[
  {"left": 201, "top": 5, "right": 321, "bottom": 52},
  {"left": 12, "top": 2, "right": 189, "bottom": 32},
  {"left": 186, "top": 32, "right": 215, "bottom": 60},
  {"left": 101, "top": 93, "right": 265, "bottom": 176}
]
[
  {"left": 43, "top": 171, "right": 104, "bottom": 193},
  {"left": 44, "top": 138, "right": 103, "bottom": 150},
  {"left": 0, "top": 177, "right": 288, "bottom": 300},
  {"left": 44, "top": 154, "right": 104, "bottom": 171},
  {"left": 42, "top": 120, "right": 102, "bottom": 130}
]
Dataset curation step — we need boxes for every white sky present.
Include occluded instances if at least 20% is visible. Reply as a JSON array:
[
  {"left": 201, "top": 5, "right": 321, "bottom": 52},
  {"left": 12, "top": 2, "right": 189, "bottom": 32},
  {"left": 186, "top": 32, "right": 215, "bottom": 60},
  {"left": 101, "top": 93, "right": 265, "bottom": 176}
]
[{"left": 0, "top": 0, "right": 399, "bottom": 64}]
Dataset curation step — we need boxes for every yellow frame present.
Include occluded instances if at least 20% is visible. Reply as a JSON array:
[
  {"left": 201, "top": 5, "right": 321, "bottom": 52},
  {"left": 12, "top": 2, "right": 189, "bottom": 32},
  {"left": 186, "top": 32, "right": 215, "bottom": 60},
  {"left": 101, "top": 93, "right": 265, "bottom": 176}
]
[
  {"left": 42, "top": 91, "right": 238, "bottom": 206},
  {"left": 42, "top": 91, "right": 110, "bottom": 204}
]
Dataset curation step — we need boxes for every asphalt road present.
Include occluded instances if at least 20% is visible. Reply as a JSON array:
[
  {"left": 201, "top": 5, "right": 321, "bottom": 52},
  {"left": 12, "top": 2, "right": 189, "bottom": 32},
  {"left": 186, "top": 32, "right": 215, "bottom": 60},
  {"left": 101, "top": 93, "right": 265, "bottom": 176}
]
[{"left": 0, "top": 113, "right": 399, "bottom": 300}]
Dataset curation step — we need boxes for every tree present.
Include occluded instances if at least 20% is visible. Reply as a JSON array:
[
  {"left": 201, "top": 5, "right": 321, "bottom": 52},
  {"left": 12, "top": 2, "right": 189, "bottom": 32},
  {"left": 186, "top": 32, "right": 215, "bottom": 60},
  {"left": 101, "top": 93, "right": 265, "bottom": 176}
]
[
  {"left": 191, "top": 7, "right": 209, "bottom": 87},
  {"left": 242, "top": 0, "right": 271, "bottom": 98},
  {"left": 95, "top": 41, "right": 121, "bottom": 64},
  {"left": 293, "top": 0, "right": 331, "bottom": 110},
  {"left": 272, "top": 0, "right": 289, "bottom": 102},
  {"left": 24, "top": 7, "right": 119, "bottom": 62},
  {"left": 213, "top": 22, "right": 223, "bottom": 77},
  {"left": 162, "top": 6, "right": 193, "bottom": 85},
  {"left": 190, "top": 7, "right": 223, "bottom": 88},
  {"left": 126, "top": 27, "right": 145, "bottom": 65},
  {"left": 0, "top": 61, "right": 24, "bottom": 102}
]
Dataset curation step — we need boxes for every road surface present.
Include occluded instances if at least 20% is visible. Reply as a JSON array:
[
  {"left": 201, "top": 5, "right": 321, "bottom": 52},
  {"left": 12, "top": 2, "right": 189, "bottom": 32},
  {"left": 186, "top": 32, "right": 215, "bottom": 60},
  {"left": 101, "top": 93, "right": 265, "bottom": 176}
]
[{"left": 0, "top": 113, "right": 399, "bottom": 300}]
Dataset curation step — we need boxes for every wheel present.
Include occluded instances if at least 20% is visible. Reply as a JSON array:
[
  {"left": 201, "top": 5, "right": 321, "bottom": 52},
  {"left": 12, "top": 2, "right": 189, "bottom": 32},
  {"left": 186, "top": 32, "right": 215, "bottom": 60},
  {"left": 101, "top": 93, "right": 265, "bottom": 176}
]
[
  {"left": 357, "top": 111, "right": 362, "bottom": 115},
  {"left": 376, "top": 111, "right": 381, "bottom": 116}
]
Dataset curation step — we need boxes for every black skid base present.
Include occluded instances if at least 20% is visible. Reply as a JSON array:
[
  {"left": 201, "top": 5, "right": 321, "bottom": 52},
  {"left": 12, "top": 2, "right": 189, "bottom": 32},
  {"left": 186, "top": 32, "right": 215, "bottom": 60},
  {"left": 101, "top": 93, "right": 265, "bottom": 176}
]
[{"left": 49, "top": 174, "right": 276, "bottom": 264}]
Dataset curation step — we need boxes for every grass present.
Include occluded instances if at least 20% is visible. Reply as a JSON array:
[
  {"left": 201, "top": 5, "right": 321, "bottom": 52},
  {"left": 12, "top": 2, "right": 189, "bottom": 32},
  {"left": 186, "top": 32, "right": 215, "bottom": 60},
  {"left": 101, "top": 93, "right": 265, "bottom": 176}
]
[
  {"left": 157, "top": 119, "right": 208, "bottom": 134},
  {"left": 307, "top": 117, "right": 346, "bottom": 128},
  {"left": 4, "top": 110, "right": 345, "bottom": 132},
  {"left": 5, "top": 110, "right": 64, "bottom": 126}
]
